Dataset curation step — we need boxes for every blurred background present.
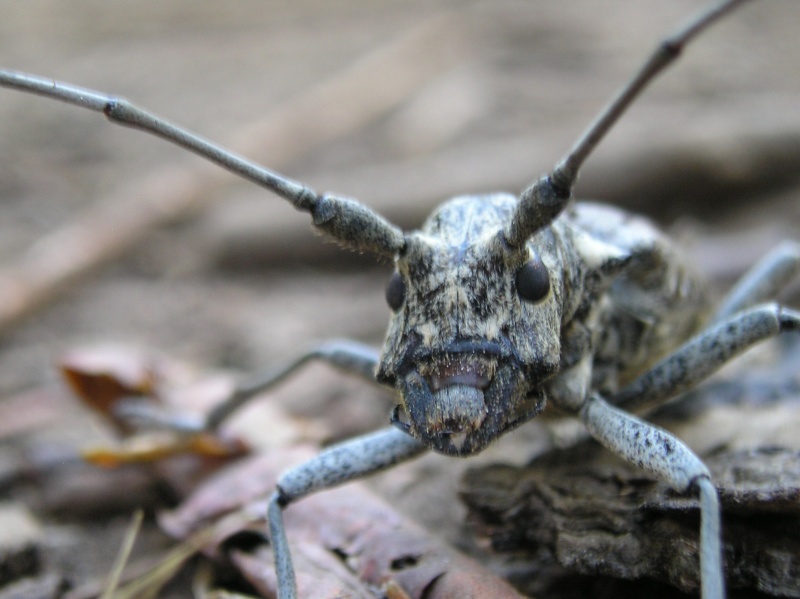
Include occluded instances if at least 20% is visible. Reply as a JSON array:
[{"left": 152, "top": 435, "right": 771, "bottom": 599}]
[{"left": 1, "top": 1, "right": 799, "bottom": 596}]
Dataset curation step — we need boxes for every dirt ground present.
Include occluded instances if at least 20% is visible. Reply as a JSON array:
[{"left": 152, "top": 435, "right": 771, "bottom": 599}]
[{"left": 1, "top": 1, "right": 800, "bottom": 598}]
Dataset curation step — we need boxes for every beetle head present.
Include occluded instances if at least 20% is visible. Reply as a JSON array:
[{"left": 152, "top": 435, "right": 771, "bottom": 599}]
[{"left": 376, "top": 194, "right": 564, "bottom": 456}]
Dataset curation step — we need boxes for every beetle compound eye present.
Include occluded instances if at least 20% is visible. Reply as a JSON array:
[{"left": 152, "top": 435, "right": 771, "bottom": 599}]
[
  {"left": 516, "top": 256, "right": 550, "bottom": 303},
  {"left": 385, "top": 272, "right": 406, "bottom": 312}
]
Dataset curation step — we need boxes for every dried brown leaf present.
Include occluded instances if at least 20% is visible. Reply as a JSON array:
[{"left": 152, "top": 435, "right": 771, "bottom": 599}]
[
  {"left": 60, "top": 346, "right": 158, "bottom": 421},
  {"left": 159, "top": 446, "right": 525, "bottom": 599}
]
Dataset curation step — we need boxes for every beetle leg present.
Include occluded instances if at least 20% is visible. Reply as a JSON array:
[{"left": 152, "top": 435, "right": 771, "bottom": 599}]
[
  {"left": 267, "top": 427, "right": 427, "bottom": 599},
  {"left": 580, "top": 393, "right": 723, "bottom": 599},
  {"left": 114, "top": 340, "right": 381, "bottom": 432},
  {"left": 205, "top": 339, "right": 381, "bottom": 429},
  {"left": 613, "top": 303, "right": 800, "bottom": 411},
  {"left": 712, "top": 241, "right": 800, "bottom": 323}
]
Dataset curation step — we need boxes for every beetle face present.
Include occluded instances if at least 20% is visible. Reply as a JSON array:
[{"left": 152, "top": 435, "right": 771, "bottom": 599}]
[{"left": 376, "top": 194, "right": 563, "bottom": 456}]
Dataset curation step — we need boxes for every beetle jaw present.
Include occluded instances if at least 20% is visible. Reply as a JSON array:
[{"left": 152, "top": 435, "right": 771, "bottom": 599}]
[{"left": 386, "top": 355, "right": 550, "bottom": 457}]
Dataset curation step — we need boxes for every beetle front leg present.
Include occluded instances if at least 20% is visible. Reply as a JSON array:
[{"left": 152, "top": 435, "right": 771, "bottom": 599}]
[
  {"left": 267, "top": 427, "right": 427, "bottom": 599},
  {"left": 580, "top": 393, "right": 723, "bottom": 599}
]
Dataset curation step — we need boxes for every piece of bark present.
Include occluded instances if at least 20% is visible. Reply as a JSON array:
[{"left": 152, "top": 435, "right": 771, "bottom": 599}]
[
  {"left": 462, "top": 444, "right": 800, "bottom": 598},
  {"left": 160, "top": 446, "right": 526, "bottom": 599}
]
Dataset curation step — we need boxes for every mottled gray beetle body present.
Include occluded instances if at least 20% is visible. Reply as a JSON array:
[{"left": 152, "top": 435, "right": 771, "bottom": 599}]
[{"left": 378, "top": 193, "right": 708, "bottom": 456}]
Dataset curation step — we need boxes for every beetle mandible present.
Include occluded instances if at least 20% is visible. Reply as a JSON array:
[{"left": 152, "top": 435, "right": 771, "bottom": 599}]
[{"left": 2, "top": 0, "right": 799, "bottom": 598}]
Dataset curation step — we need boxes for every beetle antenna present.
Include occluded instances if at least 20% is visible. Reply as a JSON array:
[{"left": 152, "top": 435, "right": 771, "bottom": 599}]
[
  {"left": 0, "top": 70, "right": 405, "bottom": 258},
  {"left": 503, "top": 0, "right": 753, "bottom": 248}
]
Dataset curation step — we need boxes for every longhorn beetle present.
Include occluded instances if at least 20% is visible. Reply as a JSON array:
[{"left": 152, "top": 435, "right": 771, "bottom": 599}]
[{"left": 2, "top": 0, "right": 800, "bottom": 597}]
